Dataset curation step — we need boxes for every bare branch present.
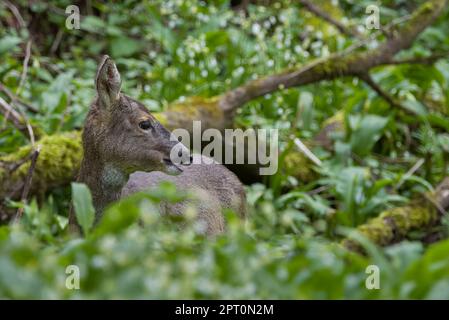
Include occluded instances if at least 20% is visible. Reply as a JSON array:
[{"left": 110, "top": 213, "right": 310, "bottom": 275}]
[
  {"left": 0, "top": 83, "right": 38, "bottom": 113},
  {"left": 0, "top": 96, "right": 27, "bottom": 134},
  {"left": 14, "top": 145, "right": 41, "bottom": 223},
  {"left": 358, "top": 72, "right": 408, "bottom": 112},
  {"left": 0, "top": 96, "right": 36, "bottom": 144},
  {"left": 298, "top": 0, "right": 361, "bottom": 38},
  {"left": 50, "top": 29, "right": 64, "bottom": 54},
  {"left": 3, "top": 0, "right": 26, "bottom": 28},
  {"left": 16, "top": 40, "right": 32, "bottom": 95}
]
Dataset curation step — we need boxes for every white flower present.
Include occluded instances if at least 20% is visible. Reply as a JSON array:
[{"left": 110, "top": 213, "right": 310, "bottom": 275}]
[
  {"left": 232, "top": 66, "right": 245, "bottom": 77},
  {"left": 149, "top": 51, "right": 157, "bottom": 59},
  {"left": 294, "top": 45, "right": 303, "bottom": 54},
  {"left": 252, "top": 23, "right": 261, "bottom": 35},
  {"left": 263, "top": 21, "right": 271, "bottom": 29}
]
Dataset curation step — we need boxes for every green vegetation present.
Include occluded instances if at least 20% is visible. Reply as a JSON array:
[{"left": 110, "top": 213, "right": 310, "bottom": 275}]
[{"left": 1, "top": 0, "right": 449, "bottom": 299}]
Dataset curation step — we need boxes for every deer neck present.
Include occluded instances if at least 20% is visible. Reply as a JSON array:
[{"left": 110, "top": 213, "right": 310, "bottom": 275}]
[{"left": 78, "top": 155, "right": 128, "bottom": 217}]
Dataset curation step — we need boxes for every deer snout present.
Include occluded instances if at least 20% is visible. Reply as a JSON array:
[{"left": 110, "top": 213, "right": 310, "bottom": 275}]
[
  {"left": 179, "top": 148, "right": 193, "bottom": 166},
  {"left": 169, "top": 142, "right": 192, "bottom": 166}
]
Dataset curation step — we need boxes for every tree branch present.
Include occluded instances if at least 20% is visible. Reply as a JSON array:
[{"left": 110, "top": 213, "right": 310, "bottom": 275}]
[
  {"left": 219, "top": 0, "right": 448, "bottom": 119},
  {"left": 0, "top": 96, "right": 28, "bottom": 135},
  {"left": 14, "top": 145, "right": 41, "bottom": 223},
  {"left": 16, "top": 40, "right": 32, "bottom": 95},
  {"left": 298, "top": 0, "right": 361, "bottom": 38},
  {"left": 0, "top": 83, "right": 38, "bottom": 113},
  {"left": 0, "top": 96, "right": 37, "bottom": 144},
  {"left": 342, "top": 177, "right": 449, "bottom": 252},
  {"left": 358, "top": 72, "right": 408, "bottom": 112}
]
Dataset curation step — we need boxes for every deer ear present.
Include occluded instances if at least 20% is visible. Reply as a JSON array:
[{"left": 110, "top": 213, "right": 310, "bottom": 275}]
[{"left": 95, "top": 55, "right": 121, "bottom": 109}]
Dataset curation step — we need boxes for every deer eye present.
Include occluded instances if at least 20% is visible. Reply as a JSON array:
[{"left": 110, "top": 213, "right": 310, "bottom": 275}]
[{"left": 139, "top": 120, "right": 152, "bottom": 130}]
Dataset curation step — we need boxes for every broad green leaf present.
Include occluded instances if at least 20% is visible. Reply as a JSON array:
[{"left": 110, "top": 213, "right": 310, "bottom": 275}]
[
  {"left": 0, "top": 36, "right": 22, "bottom": 55},
  {"left": 402, "top": 99, "right": 428, "bottom": 116},
  {"left": 109, "top": 37, "right": 142, "bottom": 57},
  {"left": 297, "top": 91, "right": 314, "bottom": 130},
  {"left": 81, "top": 16, "right": 107, "bottom": 34},
  {"left": 71, "top": 182, "right": 95, "bottom": 236},
  {"left": 349, "top": 115, "right": 389, "bottom": 156},
  {"left": 93, "top": 196, "right": 141, "bottom": 237}
]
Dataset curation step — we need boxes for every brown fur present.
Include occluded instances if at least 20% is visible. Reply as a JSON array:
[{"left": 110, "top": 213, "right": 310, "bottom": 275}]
[{"left": 70, "top": 56, "right": 246, "bottom": 235}]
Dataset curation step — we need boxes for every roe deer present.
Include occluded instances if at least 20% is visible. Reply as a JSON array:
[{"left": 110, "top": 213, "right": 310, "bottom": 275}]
[{"left": 69, "top": 56, "right": 246, "bottom": 235}]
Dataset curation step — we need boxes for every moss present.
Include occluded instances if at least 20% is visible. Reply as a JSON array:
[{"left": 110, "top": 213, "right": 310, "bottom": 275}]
[
  {"left": 153, "top": 112, "right": 168, "bottom": 127},
  {"left": 164, "top": 95, "right": 224, "bottom": 131},
  {"left": 342, "top": 198, "right": 439, "bottom": 252},
  {"left": 358, "top": 218, "right": 394, "bottom": 245},
  {"left": 322, "top": 110, "right": 344, "bottom": 128},
  {"left": 318, "top": 58, "right": 350, "bottom": 76},
  {"left": 391, "top": 0, "right": 442, "bottom": 36},
  {"left": 169, "top": 96, "right": 220, "bottom": 113},
  {"left": 1, "top": 131, "right": 83, "bottom": 197},
  {"left": 283, "top": 150, "right": 316, "bottom": 182}
]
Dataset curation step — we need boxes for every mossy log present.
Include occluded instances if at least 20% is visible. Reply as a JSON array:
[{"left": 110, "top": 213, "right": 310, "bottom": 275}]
[
  {"left": 0, "top": 97, "right": 322, "bottom": 207},
  {"left": 342, "top": 178, "right": 449, "bottom": 252},
  {"left": 0, "top": 131, "right": 82, "bottom": 220}
]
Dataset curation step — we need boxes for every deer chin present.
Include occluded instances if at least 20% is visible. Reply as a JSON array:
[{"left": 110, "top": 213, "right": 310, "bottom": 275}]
[{"left": 162, "top": 158, "right": 183, "bottom": 176}]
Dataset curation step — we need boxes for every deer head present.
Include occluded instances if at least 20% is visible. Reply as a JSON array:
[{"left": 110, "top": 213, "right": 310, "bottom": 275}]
[{"left": 83, "top": 55, "right": 191, "bottom": 179}]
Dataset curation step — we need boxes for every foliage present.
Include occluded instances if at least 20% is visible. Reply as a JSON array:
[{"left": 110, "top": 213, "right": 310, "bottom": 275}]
[
  {"left": 1, "top": 182, "right": 449, "bottom": 299},
  {"left": 1, "top": 0, "right": 449, "bottom": 299}
]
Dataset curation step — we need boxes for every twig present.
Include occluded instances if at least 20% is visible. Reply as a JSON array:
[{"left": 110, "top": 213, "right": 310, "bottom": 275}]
[
  {"left": 3, "top": 151, "right": 35, "bottom": 174},
  {"left": 16, "top": 40, "right": 32, "bottom": 95},
  {"left": 358, "top": 72, "right": 409, "bottom": 112},
  {"left": 0, "top": 96, "right": 27, "bottom": 133},
  {"left": 394, "top": 158, "right": 425, "bottom": 190},
  {"left": 293, "top": 137, "right": 322, "bottom": 166},
  {"left": 0, "top": 96, "right": 36, "bottom": 144},
  {"left": 14, "top": 145, "right": 41, "bottom": 223},
  {"left": 299, "top": 0, "right": 362, "bottom": 39},
  {"left": 3, "top": 0, "right": 26, "bottom": 28},
  {"left": 307, "top": 185, "right": 329, "bottom": 195},
  {"left": 0, "top": 83, "right": 38, "bottom": 113},
  {"left": 50, "top": 29, "right": 63, "bottom": 54}
]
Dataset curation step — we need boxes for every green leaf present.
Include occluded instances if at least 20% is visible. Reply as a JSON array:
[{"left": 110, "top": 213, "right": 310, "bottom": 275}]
[
  {"left": 81, "top": 16, "right": 107, "bottom": 34},
  {"left": 93, "top": 196, "right": 140, "bottom": 237},
  {"left": 0, "top": 36, "right": 22, "bottom": 55},
  {"left": 71, "top": 182, "right": 95, "bottom": 236},
  {"left": 349, "top": 115, "right": 389, "bottom": 156},
  {"left": 146, "top": 8, "right": 178, "bottom": 54},
  {"left": 297, "top": 91, "right": 314, "bottom": 130},
  {"left": 109, "top": 37, "right": 142, "bottom": 57}
]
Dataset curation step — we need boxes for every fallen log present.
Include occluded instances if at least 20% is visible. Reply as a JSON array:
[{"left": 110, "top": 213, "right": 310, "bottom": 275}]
[{"left": 342, "top": 178, "right": 449, "bottom": 252}]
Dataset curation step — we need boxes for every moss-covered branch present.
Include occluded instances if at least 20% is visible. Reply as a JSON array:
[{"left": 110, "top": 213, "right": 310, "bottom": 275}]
[
  {"left": 218, "top": 0, "right": 448, "bottom": 115},
  {"left": 342, "top": 178, "right": 449, "bottom": 252},
  {"left": 0, "top": 131, "right": 82, "bottom": 221}
]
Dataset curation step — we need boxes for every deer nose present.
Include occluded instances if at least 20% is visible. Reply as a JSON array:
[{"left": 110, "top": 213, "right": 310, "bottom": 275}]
[
  {"left": 173, "top": 143, "right": 193, "bottom": 166},
  {"left": 180, "top": 154, "right": 193, "bottom": 166}
]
